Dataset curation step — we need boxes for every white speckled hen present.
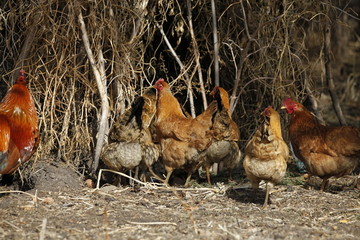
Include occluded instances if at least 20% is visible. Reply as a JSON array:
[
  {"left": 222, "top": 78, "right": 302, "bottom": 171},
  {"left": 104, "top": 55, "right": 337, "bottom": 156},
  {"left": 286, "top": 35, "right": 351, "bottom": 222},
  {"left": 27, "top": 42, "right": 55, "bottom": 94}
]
[
  {"left": 202, "top": 86, "right": 241, "bottom": 184},
  {"left": 101, "top": 88, "right": 160, "bottom": 181}
]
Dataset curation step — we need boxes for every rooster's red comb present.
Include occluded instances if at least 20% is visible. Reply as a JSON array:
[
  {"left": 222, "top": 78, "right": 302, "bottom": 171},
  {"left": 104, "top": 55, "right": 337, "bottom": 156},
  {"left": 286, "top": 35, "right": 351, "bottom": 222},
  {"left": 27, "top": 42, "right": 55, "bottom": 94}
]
[
  {"left": 156, "top": 78, "right": 165, "bottom": 83},
  {"left": 283, "top": 97, "right": 294, "bottom": 106},
  {"left": 17, "top": 69, "right": 26, "bottom": 82},
  {"left": 263, "top": 106, "right": 273, "bottom": 116}
]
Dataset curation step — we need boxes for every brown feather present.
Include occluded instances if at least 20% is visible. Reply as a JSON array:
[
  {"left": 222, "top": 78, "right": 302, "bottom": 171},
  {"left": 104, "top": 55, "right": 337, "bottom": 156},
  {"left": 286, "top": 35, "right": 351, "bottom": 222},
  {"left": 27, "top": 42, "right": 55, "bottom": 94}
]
[{"left": 282, "top": 98, "right": 360, "bottom": 190}]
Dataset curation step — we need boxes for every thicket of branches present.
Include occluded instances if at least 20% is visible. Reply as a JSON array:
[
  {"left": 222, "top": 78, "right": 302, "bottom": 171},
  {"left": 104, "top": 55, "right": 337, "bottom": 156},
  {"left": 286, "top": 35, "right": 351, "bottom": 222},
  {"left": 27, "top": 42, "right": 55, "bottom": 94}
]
[{"left": 0, "top": 0, "right": 358, "bottom": 175}]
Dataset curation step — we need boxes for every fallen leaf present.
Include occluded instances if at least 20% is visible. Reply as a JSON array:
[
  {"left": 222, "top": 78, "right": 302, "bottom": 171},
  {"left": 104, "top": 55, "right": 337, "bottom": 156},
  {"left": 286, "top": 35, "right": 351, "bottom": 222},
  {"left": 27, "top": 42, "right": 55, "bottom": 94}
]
[
  {"left": 20, "top": 205, "right": 34, "bottom": 210},
  {"left": 42, "top": 197, "right": 55, "bottom": 204},
  {"left": 339, "top": 219, "right": 350, "bottom": 223}
]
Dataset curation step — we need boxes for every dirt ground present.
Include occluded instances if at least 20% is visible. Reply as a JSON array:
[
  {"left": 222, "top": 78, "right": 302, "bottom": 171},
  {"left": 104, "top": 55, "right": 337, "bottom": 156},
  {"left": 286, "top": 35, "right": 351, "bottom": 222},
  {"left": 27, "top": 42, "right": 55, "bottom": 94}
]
[{"left": 1, "top": 162, "right": 359, "bottom": 240}]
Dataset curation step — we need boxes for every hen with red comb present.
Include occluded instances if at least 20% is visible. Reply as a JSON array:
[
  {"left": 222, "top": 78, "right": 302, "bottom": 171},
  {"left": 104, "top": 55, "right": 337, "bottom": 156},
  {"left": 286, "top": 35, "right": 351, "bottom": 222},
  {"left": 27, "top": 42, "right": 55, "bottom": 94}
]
[{"left": 281, "top": 98, "right": 360, "bottom": 191}]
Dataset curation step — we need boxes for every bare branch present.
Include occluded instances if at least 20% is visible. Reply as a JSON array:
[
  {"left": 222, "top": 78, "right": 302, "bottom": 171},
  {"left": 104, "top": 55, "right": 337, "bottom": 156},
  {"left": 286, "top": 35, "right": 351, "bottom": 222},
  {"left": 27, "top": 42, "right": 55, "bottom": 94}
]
[
  {"left": 78, "top": 7, "right": 110, "bottom": 173},
  {"left": 155, "top": 22, "right": 196, "bottom": 117},
  {"left": 211, "top": 0, "right": 220, "bottom": 87},
  {"left": 187, "top": 0, "right": 208, "bottom": 109},
  {"left": 324, "top": 17, "right": 347, "bottom": 125}
]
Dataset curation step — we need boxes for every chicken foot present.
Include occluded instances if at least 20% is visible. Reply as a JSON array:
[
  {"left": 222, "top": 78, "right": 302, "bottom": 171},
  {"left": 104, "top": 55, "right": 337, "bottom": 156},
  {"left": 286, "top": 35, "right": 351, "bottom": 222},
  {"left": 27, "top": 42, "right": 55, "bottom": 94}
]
[
  {"left": 263, "top": 183, "right": 270, "bottom": 207},
  {"left": 184, "top": 173, "right": 193, "bottom": 187},
  {"left": 228, "top": 169, "right": 235, "bottom": 182},
  {"left": 205, "top": 166, "right": 212, "bottom": 185},
  {"left": 164, "top": 169, "right": 174, "bottom": 186},
  {"left": 320, "top": 177, "right": 330, "bottom": 192},
  {"left": 148, "top": 167, "right": 167, "bottom": 184}
]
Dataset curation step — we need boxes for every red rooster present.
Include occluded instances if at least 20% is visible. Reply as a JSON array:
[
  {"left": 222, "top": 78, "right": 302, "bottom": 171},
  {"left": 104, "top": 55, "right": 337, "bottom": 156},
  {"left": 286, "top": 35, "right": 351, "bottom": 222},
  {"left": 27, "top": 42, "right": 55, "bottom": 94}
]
[
  {"left": 0, "top": 70, "right": 39, "bottom": 174},
  {"left": 282, "top": 98, "right": 360, "bottom": 191},
  {"left": 0, "top": 115, "right": 21, "bottom": 174}
]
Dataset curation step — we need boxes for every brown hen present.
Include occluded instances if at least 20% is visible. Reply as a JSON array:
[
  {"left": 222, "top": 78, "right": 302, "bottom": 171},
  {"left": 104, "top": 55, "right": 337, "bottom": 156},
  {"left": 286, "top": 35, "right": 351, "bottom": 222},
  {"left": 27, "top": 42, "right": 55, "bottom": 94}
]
[
  {"left": 282, "top": 98, "right": 360, "bottom": 191},
  {"left": 243, "top": 106, "right": 289, "bottom": 206},
  {"left": 154, "top": 78, "right": 217, "bottom": 186}
]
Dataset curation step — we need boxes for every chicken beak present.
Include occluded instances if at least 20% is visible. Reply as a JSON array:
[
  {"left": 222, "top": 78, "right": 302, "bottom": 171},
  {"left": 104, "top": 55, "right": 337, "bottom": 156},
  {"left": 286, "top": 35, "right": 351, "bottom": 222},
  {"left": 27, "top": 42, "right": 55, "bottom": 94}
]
[{"left": 280, "top": 106, "right": 286, "bottom": 110}]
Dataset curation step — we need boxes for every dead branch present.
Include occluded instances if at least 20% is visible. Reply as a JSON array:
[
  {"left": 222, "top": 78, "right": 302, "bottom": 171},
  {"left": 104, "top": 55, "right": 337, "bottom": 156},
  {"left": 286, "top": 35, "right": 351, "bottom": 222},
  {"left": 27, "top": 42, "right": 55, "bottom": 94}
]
[
  {"left": 155, "top": 21, "right": 196, "bottom": 117},
  {"left": 211, "top": 0, "right": 219, "bottom": 87},
  {"left": 324, "top": 14, "right": 347, "bottom": 125},
  {"left": 78, "top": 8, "right": 110, "bottom": 173},
  {"left": 187, "top": 0, "right": 208, "bottom": 109},
  {"left": 11, "top": 0, "right": 45, "bottom": 81}
]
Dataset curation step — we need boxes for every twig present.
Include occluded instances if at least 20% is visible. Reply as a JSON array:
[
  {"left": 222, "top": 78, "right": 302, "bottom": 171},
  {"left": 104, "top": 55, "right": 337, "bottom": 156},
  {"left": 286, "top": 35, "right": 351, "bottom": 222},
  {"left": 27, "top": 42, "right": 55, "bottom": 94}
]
[
  {"left": 0, "top": 190, "right": 45, "bottom": 201},
  {"left": 95, "top": 169, "right": 226, "bottom": 236},
  {"left": 218, "top": 224, "right": 241, "bottom": 240},
  {"left": 126, "top": 221, "right": 177, "bottom": 226},
  {"left": 39, "top": 218, "right": 47, "bottom": 240},
  {"left": 321, "top": 1, "right": 360, "bottom": 21},
  {"left": 97, "top": 48, "right": 109, "bottom": 144},
  {"left": 229, "top": 0, "right": 260, "bottom": 114},
  {"left": 230, "top": 41, "right": 250, "bottom": 115},
  {"left": 96, "top": 169, "right": 228, "bottom": 193},
  {"left": 240, "top": 0, "right": 257, "bottom": 44},
  {"left": 187, "top": 0, "right": 208, "bottom": 109},
  {"left": 211, "top": 0, "right": 219, "bottom": 86},
  {"left": 96, "top": 169, "right": 165, "bottom": 189},
  {"left": 323, "top": 10, "right": 347, "bottom": 125},
  {"left": 3, "top": 220, "right": 22, "bottom": 231},
  {"left": 11, "top": 0, "right": 48, "bottom": 82},
  {"left": 103, "top": 207, "right": 109, "bottom": 240},
  {"left": 78, "top": 5, "right": 110, "bottom": 172},
  {"left": 155, "top": 22, "right": 196, "bottom": 118}
]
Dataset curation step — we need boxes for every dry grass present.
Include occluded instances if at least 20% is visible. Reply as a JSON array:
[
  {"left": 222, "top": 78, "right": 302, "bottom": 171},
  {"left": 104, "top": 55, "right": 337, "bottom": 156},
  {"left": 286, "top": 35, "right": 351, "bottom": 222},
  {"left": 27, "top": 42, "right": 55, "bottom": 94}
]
[{"left": 0, "top": 0, "right": 358, "bottom": 176}]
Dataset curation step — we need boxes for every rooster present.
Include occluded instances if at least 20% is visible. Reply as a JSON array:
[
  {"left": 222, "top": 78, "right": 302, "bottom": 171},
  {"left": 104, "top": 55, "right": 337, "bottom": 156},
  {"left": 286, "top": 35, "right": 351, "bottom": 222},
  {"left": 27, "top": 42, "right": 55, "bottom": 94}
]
[
  {"left": 154, "top": 78, "right": 217, "bottom": 186},
  {"left": 202, "top": 86, "right": 241, "bottom": 184},
  {"left": 0, "top": 115, "right": 21, "bottom": 174},
  {"left": 0, "top": 70, "right": 39, "bottom": 175},
  {"left": 282, "top": 98, "right": 360, "bottom": 191},
  {"left": 243, "top": 106, "right": 289, "bottom": 206},
  {"left": 101, "top": 88, "right": 160, "bottom": 181}
]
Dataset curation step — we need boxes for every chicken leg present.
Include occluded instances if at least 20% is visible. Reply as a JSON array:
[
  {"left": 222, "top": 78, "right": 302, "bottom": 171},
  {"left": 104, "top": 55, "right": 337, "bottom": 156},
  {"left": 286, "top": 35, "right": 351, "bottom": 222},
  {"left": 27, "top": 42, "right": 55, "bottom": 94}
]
[
  {"left": 205, "top": 166, "right": 212, "bottom": 185},
  {"left": 320, "top": 177, "right": 330, "bottom": 191},
  {"left": 164, "top": 169, "right": 173, "bottom": 186},
  {"left": 263, "top": 182, "right": 270, "bottom": 208}
]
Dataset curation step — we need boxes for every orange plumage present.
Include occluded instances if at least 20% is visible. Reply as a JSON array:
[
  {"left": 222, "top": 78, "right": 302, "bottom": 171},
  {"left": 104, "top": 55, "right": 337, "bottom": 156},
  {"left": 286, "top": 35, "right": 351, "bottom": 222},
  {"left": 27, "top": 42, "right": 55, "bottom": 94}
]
[
  {"left": 0, "top": 70, "right": 39, "bottom": 174},
  {"left": 154, "top": 78, "right": 217, "bottom": 186},
  {"left": 282, "top": 98, "right": 360, "bottom": 191},
  {"left": 0, "top": 115, "right": 21, "bottom": 174}
]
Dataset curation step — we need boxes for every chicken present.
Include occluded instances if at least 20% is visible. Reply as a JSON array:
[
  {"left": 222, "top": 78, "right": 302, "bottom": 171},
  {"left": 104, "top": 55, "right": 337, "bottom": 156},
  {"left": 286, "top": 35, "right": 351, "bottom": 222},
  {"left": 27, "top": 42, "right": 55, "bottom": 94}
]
[
  {"left": 202, "top": 86, "right": 241, "bottom": 184},
  {"left": 282, "top": 98, "right": 360, "bottom": 191},
  {"left": 0, "top": 70, "right": 39, "bottom": 175},
  {"left": 154, "top": 78, "right": 217, "bottom": 186},
  {"left": 243, "top": 106, "right": 289, "bottom": 206},
  {"left": 0, "top": 115, "right": 21, "bottom": 174},
  {"left": 101, "top": 88, "right": 160, "bottom": 182}
]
